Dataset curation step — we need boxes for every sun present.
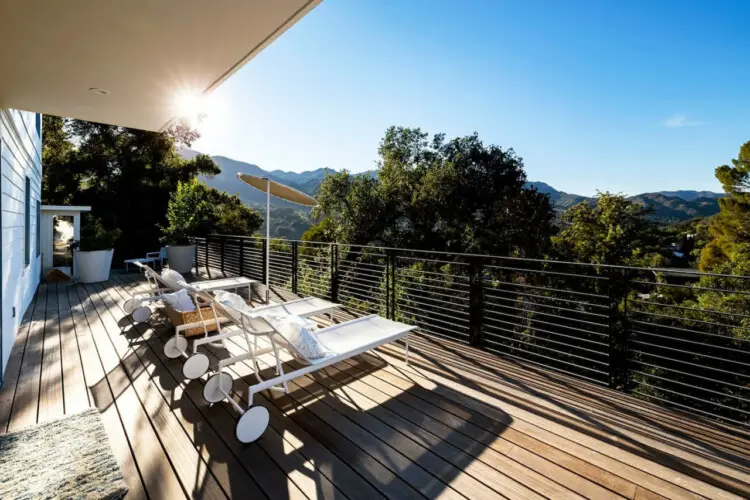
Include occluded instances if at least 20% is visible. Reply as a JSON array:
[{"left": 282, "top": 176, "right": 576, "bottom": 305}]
[{"left": 172, "top": 89, "right": 207, "bottom": 126}]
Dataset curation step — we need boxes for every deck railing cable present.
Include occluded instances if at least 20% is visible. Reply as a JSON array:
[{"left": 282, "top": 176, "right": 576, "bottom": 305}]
[{"left": 191, "top": 234, "right": 750, "bottom": 429}]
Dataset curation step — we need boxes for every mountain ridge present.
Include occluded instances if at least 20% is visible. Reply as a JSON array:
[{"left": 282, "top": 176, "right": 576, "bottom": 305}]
[{"left": 181, "top": 148, "right": 723, "bottom": 222}]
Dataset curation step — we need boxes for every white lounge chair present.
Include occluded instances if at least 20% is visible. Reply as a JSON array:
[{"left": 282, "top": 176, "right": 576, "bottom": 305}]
[
  {"left": 123, "top": 261, "right": 257, "bottom": 324},
  {"left": 121, "top": 262, "right": 179, "bottom": 323},
  {"left": 203, "top": 298, "right": 416, "bottom": 443},
  {"left": 172, "top": 288, "right": 340, "bottom": 381}
]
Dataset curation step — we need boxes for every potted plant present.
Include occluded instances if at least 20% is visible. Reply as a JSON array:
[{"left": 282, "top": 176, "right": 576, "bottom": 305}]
[
  {"left": 75, "top": 216, "right": 122, "bottom": 283},
  {"left": 160, "top": 179, "right": 204, "bottom": 274}
]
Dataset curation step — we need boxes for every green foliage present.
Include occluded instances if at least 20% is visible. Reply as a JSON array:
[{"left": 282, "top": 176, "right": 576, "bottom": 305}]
[
  {"left": 700, "top": 141, "right": 750, "bottom": 270},
  {"left": 161, "top": 179, "right": 263, "bottom": 245},
  {"left": 42, "top": 116, "right": 220, "bottom": 261},
  {"left": 552, "top": 192, "right": 660, "bottom": 266},
  {"left": 78, "top": 214, "right": 122, "bottom": 251},
  {"left": 311, "top": 126, "right": 555, "bottom": 256}
]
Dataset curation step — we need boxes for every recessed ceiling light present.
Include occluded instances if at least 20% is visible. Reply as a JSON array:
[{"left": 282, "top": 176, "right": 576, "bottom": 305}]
[{"left": 88, "top": 87, "right": 109, "bottom": 95}]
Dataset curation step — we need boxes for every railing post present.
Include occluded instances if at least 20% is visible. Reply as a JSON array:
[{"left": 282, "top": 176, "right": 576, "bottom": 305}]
[
  {"left": 330, "top": 244, "right": 339, "bottom": 302},
  {"left": 390, "top": 250, "right": 398, "bottom": 320},
  {"left": 469, "top": 257, "right": 484, "bottom": 347},
  {"left": 193, "top": 240, "right": 197, "bottom": 275},
  {"left": 292, "top": 241, "right": 299, "bottom": 295},
  {"left": 205, "top": 238, "right": 211, "bottom": 279},
  {"left": 608, "top": 268, "right": 631, "bottom": 391},
  {"left": 385, "top": 250, "right": 392, "bottom": 319},
  {"left": 220, "top": 236, "right": 225, "bottom": 277},
  {"left": 239, "top": 239, "right": 245, "bottom": 277}
]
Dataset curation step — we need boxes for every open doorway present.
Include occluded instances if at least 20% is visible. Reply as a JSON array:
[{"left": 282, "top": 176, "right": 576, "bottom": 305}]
[{"left": 52, "top": 215, "right": 74, "bottom": 269}]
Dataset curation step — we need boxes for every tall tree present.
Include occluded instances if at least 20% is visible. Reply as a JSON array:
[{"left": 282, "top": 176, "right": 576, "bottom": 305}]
[
  {"left": 41, "top": 116, "right": 255, "bottom": 261},
  {"left": 699, "top": 141, "right": 750, "bottom": 271},
  {"left": 309, "top": 126, "right": 555, "bottom": 257},
  {"left": 552, "top": 192, "right": 660, "bottom": 266}
]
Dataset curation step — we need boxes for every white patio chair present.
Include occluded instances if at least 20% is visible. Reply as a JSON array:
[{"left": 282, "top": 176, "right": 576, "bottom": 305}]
[
  {"left": 169, "top": 288, "right": 340, "bottom": 381},
  {"left": 202, "top": 298, "right": 416, "bottom": 443}
]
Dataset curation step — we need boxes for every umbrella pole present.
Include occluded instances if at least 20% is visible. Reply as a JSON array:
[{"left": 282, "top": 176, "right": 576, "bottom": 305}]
[{"left": 265, "top": 178, "right": 271, "bottom": 304}]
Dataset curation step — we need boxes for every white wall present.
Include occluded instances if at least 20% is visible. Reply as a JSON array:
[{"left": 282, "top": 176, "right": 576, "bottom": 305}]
[{"left": 1, "top": 108, "right": 42, "bottom": 384}]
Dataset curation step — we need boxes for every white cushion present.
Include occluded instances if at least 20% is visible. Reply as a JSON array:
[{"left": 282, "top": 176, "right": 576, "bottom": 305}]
[
  {"left": 161, "top": 269, "right": 186, "bottom": 289},
  {"left": 265, "top": 313, "right": 331, "bottom": 360},
  {"left": 162, "top": 289, "right": 196, "bottom": 312},
  {"left": 214, "top": 290, "right": 248, "bottom": 313}
]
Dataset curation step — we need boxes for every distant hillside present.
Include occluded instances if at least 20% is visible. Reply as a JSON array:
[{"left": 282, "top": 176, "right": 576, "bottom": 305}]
[
  {"left": 525, "top": 181, "right": 588, "bottom": 209},
  {"left": 655, "top": 190, "right": 724, "bottom": 201},
  {"left": 629, "top": 193, "right": 720, "bottom": 222},
  {"left": 181, "top": 149, "right": 722, "bottom": 226},
  {"left": 525, "top": 181, "right": 721, "bottom": 222}
]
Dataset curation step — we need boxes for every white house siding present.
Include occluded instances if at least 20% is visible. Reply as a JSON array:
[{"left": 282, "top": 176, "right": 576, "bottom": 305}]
[{"left": 0, "top": 108, "right": 42, "bottom": 384}]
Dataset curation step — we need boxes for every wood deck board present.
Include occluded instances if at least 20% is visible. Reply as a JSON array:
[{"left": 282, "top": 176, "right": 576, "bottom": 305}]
[{"left": 1, "top": 273, "right": 749, "bottom": 500}]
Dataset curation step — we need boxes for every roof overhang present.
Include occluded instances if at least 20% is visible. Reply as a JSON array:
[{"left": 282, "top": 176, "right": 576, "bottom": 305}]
[{"left": 0, "top": 0, "right": 321, "bottom": 131}]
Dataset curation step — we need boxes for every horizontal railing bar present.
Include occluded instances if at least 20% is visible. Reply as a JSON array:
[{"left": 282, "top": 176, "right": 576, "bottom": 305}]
[
  {"left": 338, "top": 288, "right": 383, "bottom": 307},
  {"left": 486, "top": 279, "right": 608, "bottom": 300},
  {"left": 338, "top": 268, "right": 384, "bottom": 284},
  {"left": 484, "top": 302, "right": 609, "bottom": 331},
  {"left": 338, "top": 260, "right": 386, "bottom": 270},
  {"left": 483, "top": 312, "right": 610, "bottom": 344},
  {"left": 484, "top": 287, "right": 610, "bottom": 310},
  {"left": 483, "top": 321, "right": 609, "bottom": 357},
  {"left": 400, "top": 295, "right": 470, "bottom": 316},
  {"left": 482, "top": 332, "right": 609, "bottom": 366},
  {"left": 397, "top": 284, "right": 470, "bottom": 302},
  {"left": 485, "top": 293, "right": 610, "bottom": 319},
  {"left": 630, "top": 298, "right": 750, "bottom": 320},
  {"left": 400, "top": 292, "right": 470, "bottom": 310},
  {"left": 339, "top": 280, "right": 383, "bottom": 297},
  {"left": 340, "top": 248, "right": 387, "bottom": 257},
  {"left": 397, "top": 273, "right": 471, "bottom": 288},
  {"left": 634, "top": 392, "right": 749, "bottom": 428},
  {"left": 396, "top": 255, "right": 470, "bottom": 266},
  {"left": 413, "top": 320, "right": 471, "bottom": 340},
  {"left": 338, "top": 264, "right": 385, "bottom": 279},
  {"left": 631, "top": 350, "right": 750, "bottom": 379},
  {"left": 397, "top": 301, "right": 469, "bottom": 322},
  {"left": 417, "top": 325, "right": 470, "bottom": 344},
  {"left": 339, "top": 278, "right": 382, "bottom": 294},
  {"left": 630, "top": 337, "right": 748, "bottom": 366},
  {"left": 631, "top": 279, "right": 750, "bottom": 297},
  {"left": 484, "top": 342, "right": 610, "bottom": 378},
  {"left": 631, "top": 371, "right": 750, "bottom": 404},
  {"left": 396, "top": 267, "right": 470, "bottom": 280},
  {"left": 630, "top": 328, "right": 750, "bottom": 355},
  {"left": 485, "top": 263, "right": 608, "bottom": 281},
  {"left": 630, "top": 360, "right": 749, "bottom": 391},
  {"left": 629, "top": 311, "right": 750, "bottom": 339},
  {"left": 398, "top": 279, "right": 474, "bottom": 296},
  {"left": 634, "top": 381, "right": 750, "bottom": 416},
  {"left": 398, "top": 304, "right": 470, "bottom": 331}
]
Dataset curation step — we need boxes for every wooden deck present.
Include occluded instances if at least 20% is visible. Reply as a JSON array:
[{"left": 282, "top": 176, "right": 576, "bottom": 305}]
[{"left": 2, "top": 275, "right": 750, "bottom": 499}]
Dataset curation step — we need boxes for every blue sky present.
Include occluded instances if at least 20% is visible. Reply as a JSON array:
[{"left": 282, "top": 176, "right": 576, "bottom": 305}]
[{"left": 192, "top": 0, "right": 750, "bottom": 196}]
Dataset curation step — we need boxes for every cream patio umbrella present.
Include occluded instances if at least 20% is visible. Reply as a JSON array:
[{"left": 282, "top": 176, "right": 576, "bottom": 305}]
[{"left": 237, "top": 173, "right": 316, "bottom": 303}]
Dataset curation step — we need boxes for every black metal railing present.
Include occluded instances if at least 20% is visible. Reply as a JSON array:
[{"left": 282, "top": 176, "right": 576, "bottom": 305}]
[{"left": 192, "top": 235, "right": 750, "bottom": 429}]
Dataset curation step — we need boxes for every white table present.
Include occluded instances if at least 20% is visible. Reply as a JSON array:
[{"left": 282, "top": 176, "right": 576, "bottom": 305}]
[
  {"left": 190, "top": 276, "right": 256, "bottom": 302},
  {"left": 124, "top": 257, "right": 156, "bottom": 273}
]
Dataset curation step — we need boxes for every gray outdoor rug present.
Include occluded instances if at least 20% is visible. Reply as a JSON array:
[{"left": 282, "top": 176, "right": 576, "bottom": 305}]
[{"left": 0, "top": 408, "right": 128, "bottom": 499}]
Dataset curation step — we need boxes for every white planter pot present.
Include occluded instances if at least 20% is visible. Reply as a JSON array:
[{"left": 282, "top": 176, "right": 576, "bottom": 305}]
[
  {"left": 165, "top": 245, "right": 195, "bottom": 274},
  {"left": 76, "top": 249, "right": 114, "bottom": 283}
]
